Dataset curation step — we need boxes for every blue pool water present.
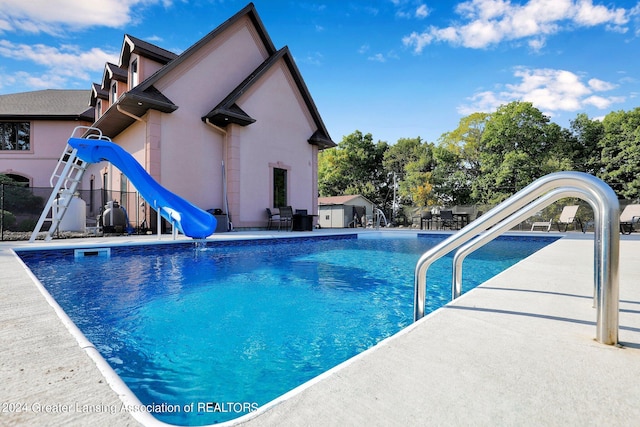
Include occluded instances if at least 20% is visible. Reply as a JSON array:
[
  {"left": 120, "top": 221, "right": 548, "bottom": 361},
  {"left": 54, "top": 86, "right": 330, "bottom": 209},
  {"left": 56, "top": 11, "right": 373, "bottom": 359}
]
[{"left": 18, "top": 233, "right": 557, "bottom": 425}]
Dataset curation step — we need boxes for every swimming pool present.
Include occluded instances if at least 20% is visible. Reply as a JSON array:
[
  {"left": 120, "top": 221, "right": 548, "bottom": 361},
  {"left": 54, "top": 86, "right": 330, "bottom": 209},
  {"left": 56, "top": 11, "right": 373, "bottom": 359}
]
[{"left": 17, "top": 232, "right": 558, "bottom": 426}]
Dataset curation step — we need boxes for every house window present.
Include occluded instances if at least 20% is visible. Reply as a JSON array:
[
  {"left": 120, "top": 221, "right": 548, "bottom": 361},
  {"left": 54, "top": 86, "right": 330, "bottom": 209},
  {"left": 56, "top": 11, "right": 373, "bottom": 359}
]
[
  {"left": 130, "top": 59, "right": 139, "bottom": 88},
  {"left": 0, "top": 122, "right": 30, "bottom": 151},
  {"left": 273, "top": 168, "right": 287, "bottom": 208},
  {"left": 96, "top": 99, "right": 102, "bottom": 119},
  {"left": 111, "top": 82, "right": 117, "bottom": 103}
]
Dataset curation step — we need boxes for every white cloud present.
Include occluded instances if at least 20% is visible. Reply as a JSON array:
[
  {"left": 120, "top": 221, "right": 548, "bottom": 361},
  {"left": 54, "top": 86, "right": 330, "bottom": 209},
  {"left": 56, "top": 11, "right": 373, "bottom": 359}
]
[
  {"left": 583, "top": 95, "right": 625, "bottom": 109},
  {"left": 299, "top": 51, "right": 324, "bottom": 66},
  {"left": 404, "top": 0, "right": 633, "bottom": 52},
  {"left": 415, "top": 4, "right": 430, "bottom": 19},
  {"left": 528, "top": 37, "right": 546, "bottom": 51},
  {"left": 0, "top": 39, "right": 117, "bottom": 86},
  {"left": 588, "top": 78, "right": 616, "bottom": 91},
  {"left": 368, "top": 53, "right": 386, "bottom": 62},
  {"left": 458, "top": 67, "right": 624, "bottom": 115},
  {"left": 0, "top": 0, "right": 170, "bottom": 34}
]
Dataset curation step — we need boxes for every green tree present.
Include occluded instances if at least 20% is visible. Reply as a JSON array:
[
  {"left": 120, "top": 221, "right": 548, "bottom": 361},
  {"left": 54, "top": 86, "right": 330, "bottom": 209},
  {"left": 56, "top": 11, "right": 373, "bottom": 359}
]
[
  {"left": 434, "top": 112, "right": 489, "bottom": 205},
  {"left": 0, "top": 174, "right": 44, "bottom": 214},
  {"left": 598, "top": 108, "right": 640, "bottom": 199},
  {"left": 566, "top": 113, "right": 604, "bottom": 174},
  {"left": 318, "top": 130, "right": 390, "bottom": 207},
  {"left": 383, "top": 137, "right": 435, "bottom": 206},
  {"left": 472, "top": 102, "right": 556, "bottom": 204}
]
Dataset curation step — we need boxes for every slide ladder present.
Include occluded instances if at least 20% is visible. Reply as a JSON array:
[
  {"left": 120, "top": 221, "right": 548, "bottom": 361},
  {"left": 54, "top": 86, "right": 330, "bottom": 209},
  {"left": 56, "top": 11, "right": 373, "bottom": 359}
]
[{"left": 29, "top": 127, "right": 109, "bottom": 242}]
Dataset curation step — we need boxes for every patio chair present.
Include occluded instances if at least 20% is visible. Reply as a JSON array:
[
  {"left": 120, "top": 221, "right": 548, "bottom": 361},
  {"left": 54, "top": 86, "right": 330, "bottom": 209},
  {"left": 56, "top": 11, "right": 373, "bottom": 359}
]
[
  {"left": 266, "top": 208, "right": 280, "bottom": 230},
  {"left": 620, "top": 204, "right": 640, "bottom": 234},
  {"left": 531, "top": 219, "right": 552, "bottom": 231},
  {"left": 411, "top": 211, "right": 433, "bottom": 230},
  {"left": 278, "top": 206, "right": 293, "bottom": 231},
  {"left": 556, "top": 205, "right": 584, "bottom": 233},
  {"left": 420, "top": 211, "right": 434, "bottom": 230},
  {"left": 439, "top": 210, "right": 457, "bottom": 230}
]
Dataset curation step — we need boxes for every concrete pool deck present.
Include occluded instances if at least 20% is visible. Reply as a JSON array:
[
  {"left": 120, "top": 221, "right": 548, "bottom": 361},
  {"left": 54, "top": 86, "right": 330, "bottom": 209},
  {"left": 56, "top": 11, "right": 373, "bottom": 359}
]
[{"left": 1, "top": 230, "right": 639, "bottom": 426}]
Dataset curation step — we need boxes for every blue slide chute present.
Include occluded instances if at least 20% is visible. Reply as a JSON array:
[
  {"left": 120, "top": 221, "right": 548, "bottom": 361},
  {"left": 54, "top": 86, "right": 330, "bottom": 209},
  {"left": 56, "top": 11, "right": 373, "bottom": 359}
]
[{"left": 68, "top": 137, "right": 216, "bottom": 239}]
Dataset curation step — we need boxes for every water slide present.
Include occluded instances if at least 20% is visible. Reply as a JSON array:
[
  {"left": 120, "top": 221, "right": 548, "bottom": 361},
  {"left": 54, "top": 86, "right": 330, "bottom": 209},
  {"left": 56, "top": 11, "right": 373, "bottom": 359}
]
[{"left": 68, "top": 137, "right": 217, "bottom": 239}]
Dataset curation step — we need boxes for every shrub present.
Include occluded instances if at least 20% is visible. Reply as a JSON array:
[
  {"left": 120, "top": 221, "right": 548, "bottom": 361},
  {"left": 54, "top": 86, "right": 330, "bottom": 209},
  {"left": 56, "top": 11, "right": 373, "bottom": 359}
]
[{"left": 0, "top": 210, "right": 16, "bottom": 230}]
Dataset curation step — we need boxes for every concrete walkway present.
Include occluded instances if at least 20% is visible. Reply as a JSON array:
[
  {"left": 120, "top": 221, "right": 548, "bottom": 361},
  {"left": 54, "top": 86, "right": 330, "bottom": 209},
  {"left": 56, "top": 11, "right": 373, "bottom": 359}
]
[{"left": 1, "top": 231, "right": 639, "bottom": 426}]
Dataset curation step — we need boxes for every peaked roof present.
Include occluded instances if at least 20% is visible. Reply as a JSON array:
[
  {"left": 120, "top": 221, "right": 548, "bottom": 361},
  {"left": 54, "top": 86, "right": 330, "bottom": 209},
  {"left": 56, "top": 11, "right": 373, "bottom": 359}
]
[
  {"left": 0, "top": 89, "right": 94, "bottom": 121},
  {"left": 90, "top": 83, "right": 108, "bottom": 106},
  {"left": 120, "top": 34, "right": 178, "bottom": 67},
  {"left": 201, "top": 46, "right": 335, "bottom": 149},
  {"left": 102, "top": 62, "right": 127, "bottom": 89},
  {"left": 132, "top": 3, "right": 276, "bottom": 95},
  {"left": 93, "top": 2, "right": 335, "bottom": 147}
]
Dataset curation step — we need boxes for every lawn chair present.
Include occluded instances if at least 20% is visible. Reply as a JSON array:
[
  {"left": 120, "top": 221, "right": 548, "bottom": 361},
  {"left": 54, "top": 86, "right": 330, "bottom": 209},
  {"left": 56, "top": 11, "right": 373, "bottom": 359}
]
[
  {"left": 557, "top": 205, "right": 584, "bottom": 233},
  {"left": 421, "top": 211, "right": 434, "bottom": 230},
  {"left": 278, "top": 206, "right": 293, "bottom": 231},
  {"left": 266, "top": 208, "right": 280, "bottom": 230},
  {"left": 439, "top": 210, "right": 457, "bottom": 230},
  {"left": 620, "top": 204, "right": 640, "bottom": 234},
  {"left": 530, "top": 219, "right": 552, "bottom": 231}
]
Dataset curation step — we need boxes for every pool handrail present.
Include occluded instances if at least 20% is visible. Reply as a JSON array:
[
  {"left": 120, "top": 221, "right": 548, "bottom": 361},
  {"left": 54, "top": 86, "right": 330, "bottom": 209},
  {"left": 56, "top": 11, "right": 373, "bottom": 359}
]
[
  {"left": 452, "top": 186, "right": 597, "bottom": 301},
  {"left": 414, "top": 171, "right": 620, "bottom": 345}
]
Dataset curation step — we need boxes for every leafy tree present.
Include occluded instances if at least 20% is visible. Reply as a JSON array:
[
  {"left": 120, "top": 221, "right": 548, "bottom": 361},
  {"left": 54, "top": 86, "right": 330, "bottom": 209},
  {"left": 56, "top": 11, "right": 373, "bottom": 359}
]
[
  {"left": 318, "top": 130, "right": 390, "bottom": 208},
  {"left": 598, "top": 108, "right": 640, "bottom": 200},
  {"left": 566, "top": 113, "right": 604, "bottom": 174},
  {"left": 472, "top": 102, "right": 556, "bottom": 204},
  {"left": 0, "top": 174, "right": 44, "bottom": 214},
  {"left": 434, "top": 112, "right": 489, "bottom": 205},
  {"left": 383, "top": 137, "right": 435, "bottom": 206}
]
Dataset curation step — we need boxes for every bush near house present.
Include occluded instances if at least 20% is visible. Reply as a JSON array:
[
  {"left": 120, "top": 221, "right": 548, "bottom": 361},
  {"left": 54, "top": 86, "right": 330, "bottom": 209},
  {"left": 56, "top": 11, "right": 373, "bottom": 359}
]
[
  {"left": 0, "top": 210, "right": 16, "bottom": 230},
  {"left": 0, "top": 175, "right": 45, "bottom": 214}
]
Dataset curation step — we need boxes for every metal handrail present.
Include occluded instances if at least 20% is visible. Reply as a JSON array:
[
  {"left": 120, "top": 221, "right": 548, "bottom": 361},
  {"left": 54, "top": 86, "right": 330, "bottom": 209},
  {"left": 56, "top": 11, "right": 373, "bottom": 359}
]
[
  {"left": 374, "top": 208, "right": 388, "bottom": 230},
  {"left": 414, "top": 171, "right": 620, "bottom": 345}
]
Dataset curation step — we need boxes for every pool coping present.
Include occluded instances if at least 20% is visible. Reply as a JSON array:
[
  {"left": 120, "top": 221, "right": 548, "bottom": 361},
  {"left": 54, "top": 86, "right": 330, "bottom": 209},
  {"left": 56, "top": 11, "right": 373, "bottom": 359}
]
[{"left": 2, "top": 229, "right": 640, "bottom": 426}]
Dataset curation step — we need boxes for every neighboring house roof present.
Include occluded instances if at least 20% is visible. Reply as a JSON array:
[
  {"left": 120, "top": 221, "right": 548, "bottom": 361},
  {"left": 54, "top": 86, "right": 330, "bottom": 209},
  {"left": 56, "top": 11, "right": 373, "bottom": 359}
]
[
  {"left": 0, "top": 89, "right": 94, "bottom": 121},
  {"left": 319, "top": 195, "right": 373, "bottom": 206}
]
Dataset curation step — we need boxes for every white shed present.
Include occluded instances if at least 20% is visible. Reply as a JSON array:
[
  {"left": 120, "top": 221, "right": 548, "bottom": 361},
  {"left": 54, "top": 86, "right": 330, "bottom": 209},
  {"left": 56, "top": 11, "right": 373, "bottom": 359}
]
[{"left": 318, "top": 195, "right": 374, "bottom": 228}]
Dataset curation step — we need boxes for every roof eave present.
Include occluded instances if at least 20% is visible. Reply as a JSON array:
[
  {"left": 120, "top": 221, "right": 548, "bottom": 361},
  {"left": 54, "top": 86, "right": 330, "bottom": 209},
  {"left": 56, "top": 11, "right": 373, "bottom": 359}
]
[{"left": 92, "top": 90, "right": 177, "bottom": 138}]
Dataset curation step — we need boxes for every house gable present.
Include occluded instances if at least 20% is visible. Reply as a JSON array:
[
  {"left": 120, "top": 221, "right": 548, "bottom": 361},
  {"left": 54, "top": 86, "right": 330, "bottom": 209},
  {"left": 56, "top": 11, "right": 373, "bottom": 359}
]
[
  {"left": 202, "top": 46, "right": 335, "bottom": 149},
  {"left": 90, "top": 3, "right": 281, "bottom": 139},
  {"left": 120, "top": 34, "right": 178, "bottom": 68}
]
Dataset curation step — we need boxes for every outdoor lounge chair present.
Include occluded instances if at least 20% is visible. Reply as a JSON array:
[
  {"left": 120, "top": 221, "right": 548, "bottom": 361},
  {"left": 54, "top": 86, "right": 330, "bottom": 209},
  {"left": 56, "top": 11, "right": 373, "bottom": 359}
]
[
  {"left": 620, "top": 204, "right": 640, "bottom": 234},
  {"left": 531, "top": 219, "right": 552, "bottom": 231},
  {"left": 556, "top": 205, "right": 584, "bottom": 233}
]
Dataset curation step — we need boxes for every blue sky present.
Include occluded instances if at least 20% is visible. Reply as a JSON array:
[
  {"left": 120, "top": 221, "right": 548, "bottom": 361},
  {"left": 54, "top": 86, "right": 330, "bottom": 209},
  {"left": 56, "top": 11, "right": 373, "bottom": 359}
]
[{"left": 0, "top": 0, "right": 639, "bottom": 144}]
